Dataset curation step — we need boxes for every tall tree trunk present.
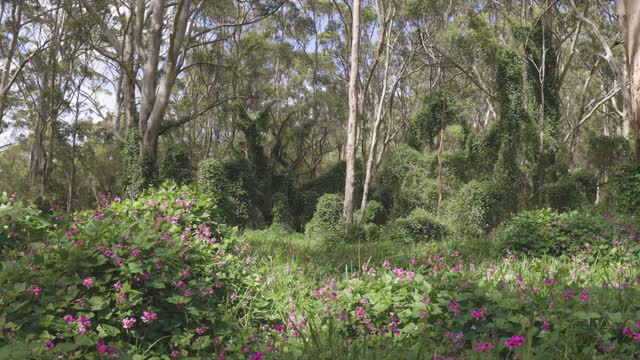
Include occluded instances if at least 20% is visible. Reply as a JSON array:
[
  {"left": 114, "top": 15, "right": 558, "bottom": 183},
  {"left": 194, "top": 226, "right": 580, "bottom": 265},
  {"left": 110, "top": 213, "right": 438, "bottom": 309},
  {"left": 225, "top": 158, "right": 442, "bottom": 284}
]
[
  {"left": 359, "top": 22, "right": 392, "bottom": 223},
  {"left": 616, "top": 0, "right": 640, "bottom": 162},
  {"left": 343, "top": 0, "right": 361, "bottom": 229},
  {"left": 0, "top": 2, "right": 21, "bottom": 128},
  {"left": 437, "top": 97, "right": 446, "bottom": 211}
]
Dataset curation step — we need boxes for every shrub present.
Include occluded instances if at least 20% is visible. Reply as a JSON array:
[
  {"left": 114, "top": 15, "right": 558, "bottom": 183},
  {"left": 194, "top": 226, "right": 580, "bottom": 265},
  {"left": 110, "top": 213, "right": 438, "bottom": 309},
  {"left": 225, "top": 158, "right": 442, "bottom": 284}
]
[
  {"left": 306, "top": 194, "right": 344, "bottom": 243},
  {"left": 609, "top": 164, "right": 640, "bottom": 217},
  {"left": 570, "top": 169, "right": 598, "bottom": 203},
  {"left": 197, "top": 157, "right": 257, "bottom": 227},
  {"left": 444, "top": 180, "right": 515, "bottom": 237},
  {"left": 363, "top": 223, "right": 383, "bottom": 242},
  {"left": 271, "top": 192, "right": 293, "bottom": 231},
  {"left": 544, "top": 177, "right": 584, "bottom": 212},
  {"left": 494, "top": 208, "right": 635, "bottom": 257},
  {"left": 0, "top": 185, "right": 261, "bottom": 358},
  {"left": 0, "top": 193, "right": 65, "bottom": 254},
  {"left": 160, "top": 144, "right": 193, "bottom": 185},
  {"left": 345, "top": 222, "right": 366, "bottom": 243},
  {"left": 373, "top": 145, "right": 430, "bottom": 217},
  {"left": 389, "top": 208, "right": 447, "bottom": 243},
  {"left": 355, "top": 200, "right": 386, "bottom": 225},
  {"left": 297, "top": 161, "right": 364, "bottom": 229}
]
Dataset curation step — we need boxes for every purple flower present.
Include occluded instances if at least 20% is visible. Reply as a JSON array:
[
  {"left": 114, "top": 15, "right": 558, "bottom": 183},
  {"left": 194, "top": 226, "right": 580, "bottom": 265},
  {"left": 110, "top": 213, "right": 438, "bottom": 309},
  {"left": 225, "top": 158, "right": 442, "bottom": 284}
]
[
  {"left": 505, "top": 335, "right": 525, "bottom": 349},
  {"left": 122, "top": 317, "right": 137, "bottom": 329},
  {"left": 82, "top": 278, "right": 94, "bottom": 288},
  {"left": 63, "top": 314, "right": 75, "bottom": 324},
  {"left": 45, "top": 341, "right": 54, "bottom": 350},
  {"left": 196, "top": 326, "right": 207, "bottom": 335},
  {"left": 471, "top": 308, "right": 487, "bottom": 320},
  {"left": 142, "top": 311, "right": 158, "bottom": 323}
]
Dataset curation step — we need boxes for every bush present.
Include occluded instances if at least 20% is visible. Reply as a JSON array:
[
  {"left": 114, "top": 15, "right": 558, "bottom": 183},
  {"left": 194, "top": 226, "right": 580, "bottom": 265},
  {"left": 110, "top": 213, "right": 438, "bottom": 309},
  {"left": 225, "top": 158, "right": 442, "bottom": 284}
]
[
  {"left": 494, "top": 208, "right": 634, "bottom": 257},
  {"left": 345, "top": 222, "right": 366, "bottom": 243},
  {"left": 160, "top": 144, "right": 193, "bottom": 185},
  {"left": 306, "top": 194, "right": 344, "bottom": 243},
  {"left": 296, "top": 161, "right": 364, "bottom": 230},
  {"left": 0, "top": 185, "right": 262, "bottom": 358},
  {"left": 444, "top": 180, "right": 515, "bottom": 237},
  {"left": 271, "top": 192, "right": 293, "bottom": 232},
  {"left": 373, "top": 145, "right": 431, "bottom": 217},
  {"left": 609, "top": 164, "right": 640, "bottom": 217},
  {"left": 197, "top": 157, "right": 257, "bottom": 227},
  {"left": 363, "top": 223, "right": 383, "bottom": 242},
  {"left": 355, "top": 200, "right": 386, "bottom": 225},
  {"left": 544, "top": 170, "right": 597, "bottom": 211},
  {"left": 389, "top": 208, "right": 447, "bottom": 243}
]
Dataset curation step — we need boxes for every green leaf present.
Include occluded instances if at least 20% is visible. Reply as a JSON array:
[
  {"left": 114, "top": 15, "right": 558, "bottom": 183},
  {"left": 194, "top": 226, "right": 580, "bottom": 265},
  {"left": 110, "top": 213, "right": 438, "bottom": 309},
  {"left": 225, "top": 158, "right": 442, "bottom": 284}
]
[{"left": 88, "top": 296, "right": 106, "bottom": 311}]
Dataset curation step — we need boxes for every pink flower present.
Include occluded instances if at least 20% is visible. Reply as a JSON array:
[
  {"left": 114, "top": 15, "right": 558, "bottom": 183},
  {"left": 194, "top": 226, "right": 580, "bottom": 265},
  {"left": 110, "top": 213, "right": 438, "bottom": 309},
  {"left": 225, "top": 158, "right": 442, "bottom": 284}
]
[
  {"left": 543, "top": 278, "right": 553, "bottom": 285},
  {"left": 382, "top": 261, "right": 390, "bottom": 269},
  {"left": 471, "top": 308, "right": 488, "bottom": 320},
  {"left": 45, "top": 341, "right": 54, "bottom": 350},
  {"left": 196, "top": 326, "right": 207, "bottom": 335},
  {"left": 96, "top": 341, "right": 108, "bottom": 353},
  {"left": 142, "top": 311, "right": 158, "bottom": 323},
  {"left": 82, "top": 278, "right": 94, "bottom": 288},
  {"left": 447, "top": 301, "right": 460, "bottom": 315},
  {"left": 77, "top": 316, "right": 91, "bottom": 327},
  {"left": 184, "top": 290, "right": 192, "bottom": 297},
  {"left": 230, "top": 292, "right": 238, "bottom": 300},
  {"left": 122, "top": 317, "right": 137, "bottom": 329},
  {"left": 63, "top": 314, "right": 75, "bottom": 324},
  {"left": 505, "top": 335, "right": 525, "bottom": 349},
  {"left": 131, "top": 249, "right": 141, "bottom": 257},
  {"left": 32, "top": 286, "right": 41, "bottom": 296},
  {"left": 251, "top": 352, "right": 263, "bottom": 360},
  {"left": 473, "top": 342, "right": 493, "bottom": 352},
  {"left": 176, "top": 280, "right": 186, "bottom": 289}
]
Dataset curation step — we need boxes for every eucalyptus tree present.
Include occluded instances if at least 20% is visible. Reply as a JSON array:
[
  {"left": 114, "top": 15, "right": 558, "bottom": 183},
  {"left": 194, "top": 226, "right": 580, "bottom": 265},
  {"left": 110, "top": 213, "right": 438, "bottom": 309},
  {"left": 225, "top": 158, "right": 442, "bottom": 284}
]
[{"left": 77, "top": 0, "right": 282, "bottom": 189}]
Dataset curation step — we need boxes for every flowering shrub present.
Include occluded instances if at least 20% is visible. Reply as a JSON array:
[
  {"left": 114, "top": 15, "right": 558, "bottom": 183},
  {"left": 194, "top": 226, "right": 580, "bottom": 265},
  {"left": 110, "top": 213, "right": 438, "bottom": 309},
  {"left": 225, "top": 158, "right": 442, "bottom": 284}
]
[
  {"left": 495, "top": 208, "right": 639, "bottom": 259},
  {"left": 2, "top": 186, "right": 640, "bottom": 359},
  {"left": 0, "top": 185, "right": 261, "bottom": 358}
]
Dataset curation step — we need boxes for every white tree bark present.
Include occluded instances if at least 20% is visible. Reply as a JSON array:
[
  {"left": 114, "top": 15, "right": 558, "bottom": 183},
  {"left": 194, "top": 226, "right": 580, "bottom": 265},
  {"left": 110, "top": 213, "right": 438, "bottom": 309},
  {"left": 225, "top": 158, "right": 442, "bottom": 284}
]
[
  {"left": 615, "top": 0, "right": 640, "bottom": 161},
  {"left": 343, "top": 0, "right": 361, "bottom": 229}
]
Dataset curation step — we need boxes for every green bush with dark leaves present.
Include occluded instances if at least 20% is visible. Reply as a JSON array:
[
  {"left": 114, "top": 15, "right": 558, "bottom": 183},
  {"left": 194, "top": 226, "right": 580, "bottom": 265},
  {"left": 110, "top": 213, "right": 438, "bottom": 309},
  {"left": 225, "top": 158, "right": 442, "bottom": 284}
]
[
  {"left": 389, "top": 208, "right": 447, "bottom": 243},
  {"left": 495, "top": 208, "right": 638, "bottom": 258},
  {"left": 544, "top": 169, "right": 597, "bottom": 212},
  {"left": 305, "top": 193, "right": 344, "bottom": 243},
  {"left": 609, "top": 164, "right": 640, "bottom": 217},
  {"left": 0, "top": 185, "right": 265, "bottom": 359},
  {"left": 159, "top": 144, "right": 194, "bottom": 185},
  {"left": 197, "top": 157, "right": 257, "bottom": 227},
  {"left": 444, "top": 179, "right": 515, "bottom": 237}
]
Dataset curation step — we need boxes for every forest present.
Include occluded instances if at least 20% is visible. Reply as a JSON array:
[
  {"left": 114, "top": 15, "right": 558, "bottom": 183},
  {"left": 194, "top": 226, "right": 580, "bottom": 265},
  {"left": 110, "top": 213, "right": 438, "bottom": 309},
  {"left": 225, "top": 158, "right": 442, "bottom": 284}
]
[{"left": 0, "top": 0, "right": 639, "bottom": 358}]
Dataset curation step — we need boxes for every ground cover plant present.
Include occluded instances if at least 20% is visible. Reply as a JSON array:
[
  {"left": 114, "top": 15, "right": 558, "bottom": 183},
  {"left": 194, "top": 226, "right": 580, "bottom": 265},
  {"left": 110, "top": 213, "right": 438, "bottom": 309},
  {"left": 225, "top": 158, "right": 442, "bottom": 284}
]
[{"left": 2, "top": 186, "right": 640, "bottom": 359}]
